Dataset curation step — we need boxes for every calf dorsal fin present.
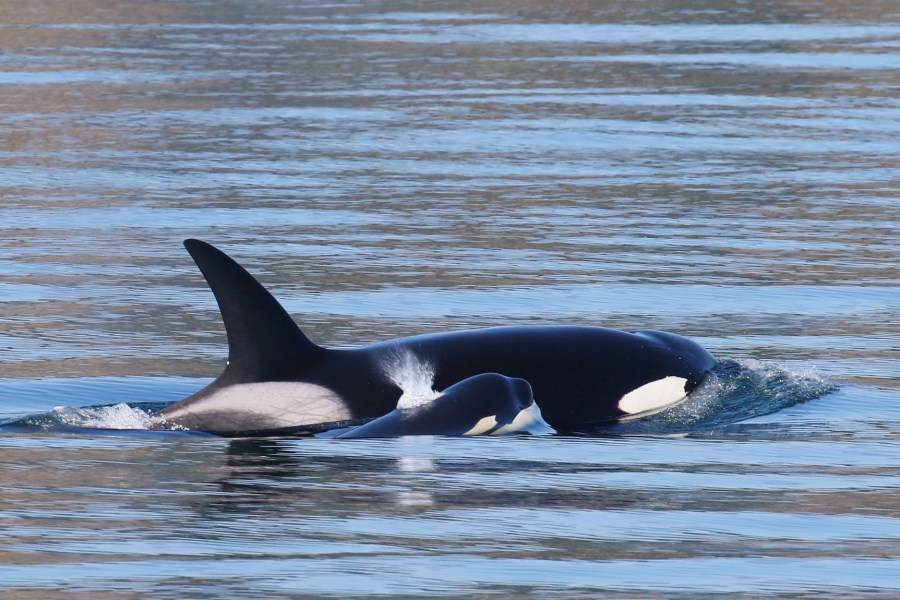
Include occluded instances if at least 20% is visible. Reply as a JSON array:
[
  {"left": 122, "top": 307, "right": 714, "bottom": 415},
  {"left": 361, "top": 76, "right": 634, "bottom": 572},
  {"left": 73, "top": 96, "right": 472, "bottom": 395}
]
[{"left": 183, "top": 239, "right": 325, "bottom": 382}]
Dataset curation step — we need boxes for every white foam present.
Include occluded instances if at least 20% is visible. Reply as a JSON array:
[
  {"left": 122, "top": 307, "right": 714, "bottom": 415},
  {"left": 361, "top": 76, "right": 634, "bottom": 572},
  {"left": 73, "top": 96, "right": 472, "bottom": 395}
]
[
  {"left": 53, "top": 403, "right": 155, "bottom": 429},
  {"left": 382, "top": 348, "right": 442, "bottom": 409}
]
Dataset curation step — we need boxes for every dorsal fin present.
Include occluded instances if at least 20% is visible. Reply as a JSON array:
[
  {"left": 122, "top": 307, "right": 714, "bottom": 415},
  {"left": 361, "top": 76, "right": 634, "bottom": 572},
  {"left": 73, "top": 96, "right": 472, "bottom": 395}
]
[{"left": 183, "top": 239, "right": 325, "bottom": 382}]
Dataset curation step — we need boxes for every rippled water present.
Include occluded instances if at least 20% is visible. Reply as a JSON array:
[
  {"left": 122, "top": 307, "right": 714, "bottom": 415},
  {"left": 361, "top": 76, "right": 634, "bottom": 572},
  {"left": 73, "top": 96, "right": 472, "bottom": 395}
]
[{"left": 1, "top": 1, "right": 898, "bottom": 597}]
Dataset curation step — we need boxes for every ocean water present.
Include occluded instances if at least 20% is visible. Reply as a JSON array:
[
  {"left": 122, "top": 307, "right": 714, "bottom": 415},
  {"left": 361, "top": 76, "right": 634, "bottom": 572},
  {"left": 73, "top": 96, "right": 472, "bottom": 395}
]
[{"left": 1, "top": 0, "right": 898, "bottom": 597}]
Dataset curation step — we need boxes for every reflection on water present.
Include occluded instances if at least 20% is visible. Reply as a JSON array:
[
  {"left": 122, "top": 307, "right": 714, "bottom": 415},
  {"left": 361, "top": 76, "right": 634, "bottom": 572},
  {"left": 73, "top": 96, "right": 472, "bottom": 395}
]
[{"left": 0, "top": 0, "right": 898, "bottom": 597}]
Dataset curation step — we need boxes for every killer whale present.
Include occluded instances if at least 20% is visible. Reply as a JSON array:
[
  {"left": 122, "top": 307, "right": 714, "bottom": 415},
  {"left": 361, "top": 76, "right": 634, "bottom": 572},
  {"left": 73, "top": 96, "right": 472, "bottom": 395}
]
[
  {"left": 335, "top": 373, "right": 551, "bottom": 438},
  {"left": 158, "top": 239, "right": 717, "bottom": 436}
]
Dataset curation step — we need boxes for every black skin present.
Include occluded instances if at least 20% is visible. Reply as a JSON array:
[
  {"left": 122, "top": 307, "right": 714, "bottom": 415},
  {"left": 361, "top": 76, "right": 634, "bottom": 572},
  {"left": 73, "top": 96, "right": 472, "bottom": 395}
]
[
  {"left": 305, "top": 326, "right": 716, "bottom": 428},
  {"left": 159, "top": 240, "right": 718, "bottom": 436}
]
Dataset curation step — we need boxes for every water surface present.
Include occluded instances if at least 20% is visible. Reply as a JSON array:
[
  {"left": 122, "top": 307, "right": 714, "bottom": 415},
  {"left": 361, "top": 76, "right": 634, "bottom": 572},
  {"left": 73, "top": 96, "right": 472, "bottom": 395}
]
[{"left": 1, "top": 0, "right": 898, "bottom": 597}]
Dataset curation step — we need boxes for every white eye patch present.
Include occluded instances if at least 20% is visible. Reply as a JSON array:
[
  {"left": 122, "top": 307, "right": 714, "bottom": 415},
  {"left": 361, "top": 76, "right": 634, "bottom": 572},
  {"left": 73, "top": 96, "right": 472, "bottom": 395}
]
[
  {"left": 463, "top": 415, "right": 499, "bottom": 436},
  {"left": 618, "top": 376, "right": 688, "bottom": 417},
  {"left": 491, "top": 401, "right": 555, "bottom": 436}
]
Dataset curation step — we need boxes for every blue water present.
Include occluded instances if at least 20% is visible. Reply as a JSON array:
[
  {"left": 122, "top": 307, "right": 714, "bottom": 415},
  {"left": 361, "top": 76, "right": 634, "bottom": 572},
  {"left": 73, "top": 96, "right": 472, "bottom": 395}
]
[{"left": 1, "top": 1, "right": 898, "bottom": 597}]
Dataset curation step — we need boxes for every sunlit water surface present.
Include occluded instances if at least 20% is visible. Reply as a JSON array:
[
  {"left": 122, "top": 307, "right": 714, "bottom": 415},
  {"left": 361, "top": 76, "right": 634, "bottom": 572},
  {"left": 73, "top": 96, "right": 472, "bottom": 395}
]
[{"left": 1, "top": 1, "right": 898, "bottom": 597}]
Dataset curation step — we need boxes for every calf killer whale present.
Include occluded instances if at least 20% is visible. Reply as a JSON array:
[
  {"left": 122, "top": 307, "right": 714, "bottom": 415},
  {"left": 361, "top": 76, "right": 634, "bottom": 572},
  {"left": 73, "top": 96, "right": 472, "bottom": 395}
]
[
  {"left": 335, "top": 373, "right": 550, "bottom": 438},
  {"left": 158, "top": 239, "right": 717, "bottom": 436}
]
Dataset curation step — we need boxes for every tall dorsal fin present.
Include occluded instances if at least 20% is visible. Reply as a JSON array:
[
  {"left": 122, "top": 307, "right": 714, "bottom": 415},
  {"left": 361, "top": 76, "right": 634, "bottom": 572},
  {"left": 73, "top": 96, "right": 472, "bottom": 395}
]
[{"left": 183, "top": 239, "right": 325, "bottom": 382}]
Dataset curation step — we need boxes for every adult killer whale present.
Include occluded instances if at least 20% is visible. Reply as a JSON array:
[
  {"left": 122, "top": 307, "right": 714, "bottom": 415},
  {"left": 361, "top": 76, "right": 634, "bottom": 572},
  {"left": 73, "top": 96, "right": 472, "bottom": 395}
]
[{"left": 158, "top": 239, "right": 718, "bottom": 436}]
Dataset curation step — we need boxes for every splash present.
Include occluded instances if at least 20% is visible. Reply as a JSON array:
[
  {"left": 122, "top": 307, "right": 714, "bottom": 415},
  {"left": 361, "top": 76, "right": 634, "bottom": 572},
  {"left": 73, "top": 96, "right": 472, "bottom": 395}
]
[
  {"left": 51, "top": 403, "right": 155, "bottom": 429},
  {"left": 381, "top": 348, "right": 442, "bottom": 409},
  {"left": 5, "top": 402, "right": 186, "bottom": 431}
]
